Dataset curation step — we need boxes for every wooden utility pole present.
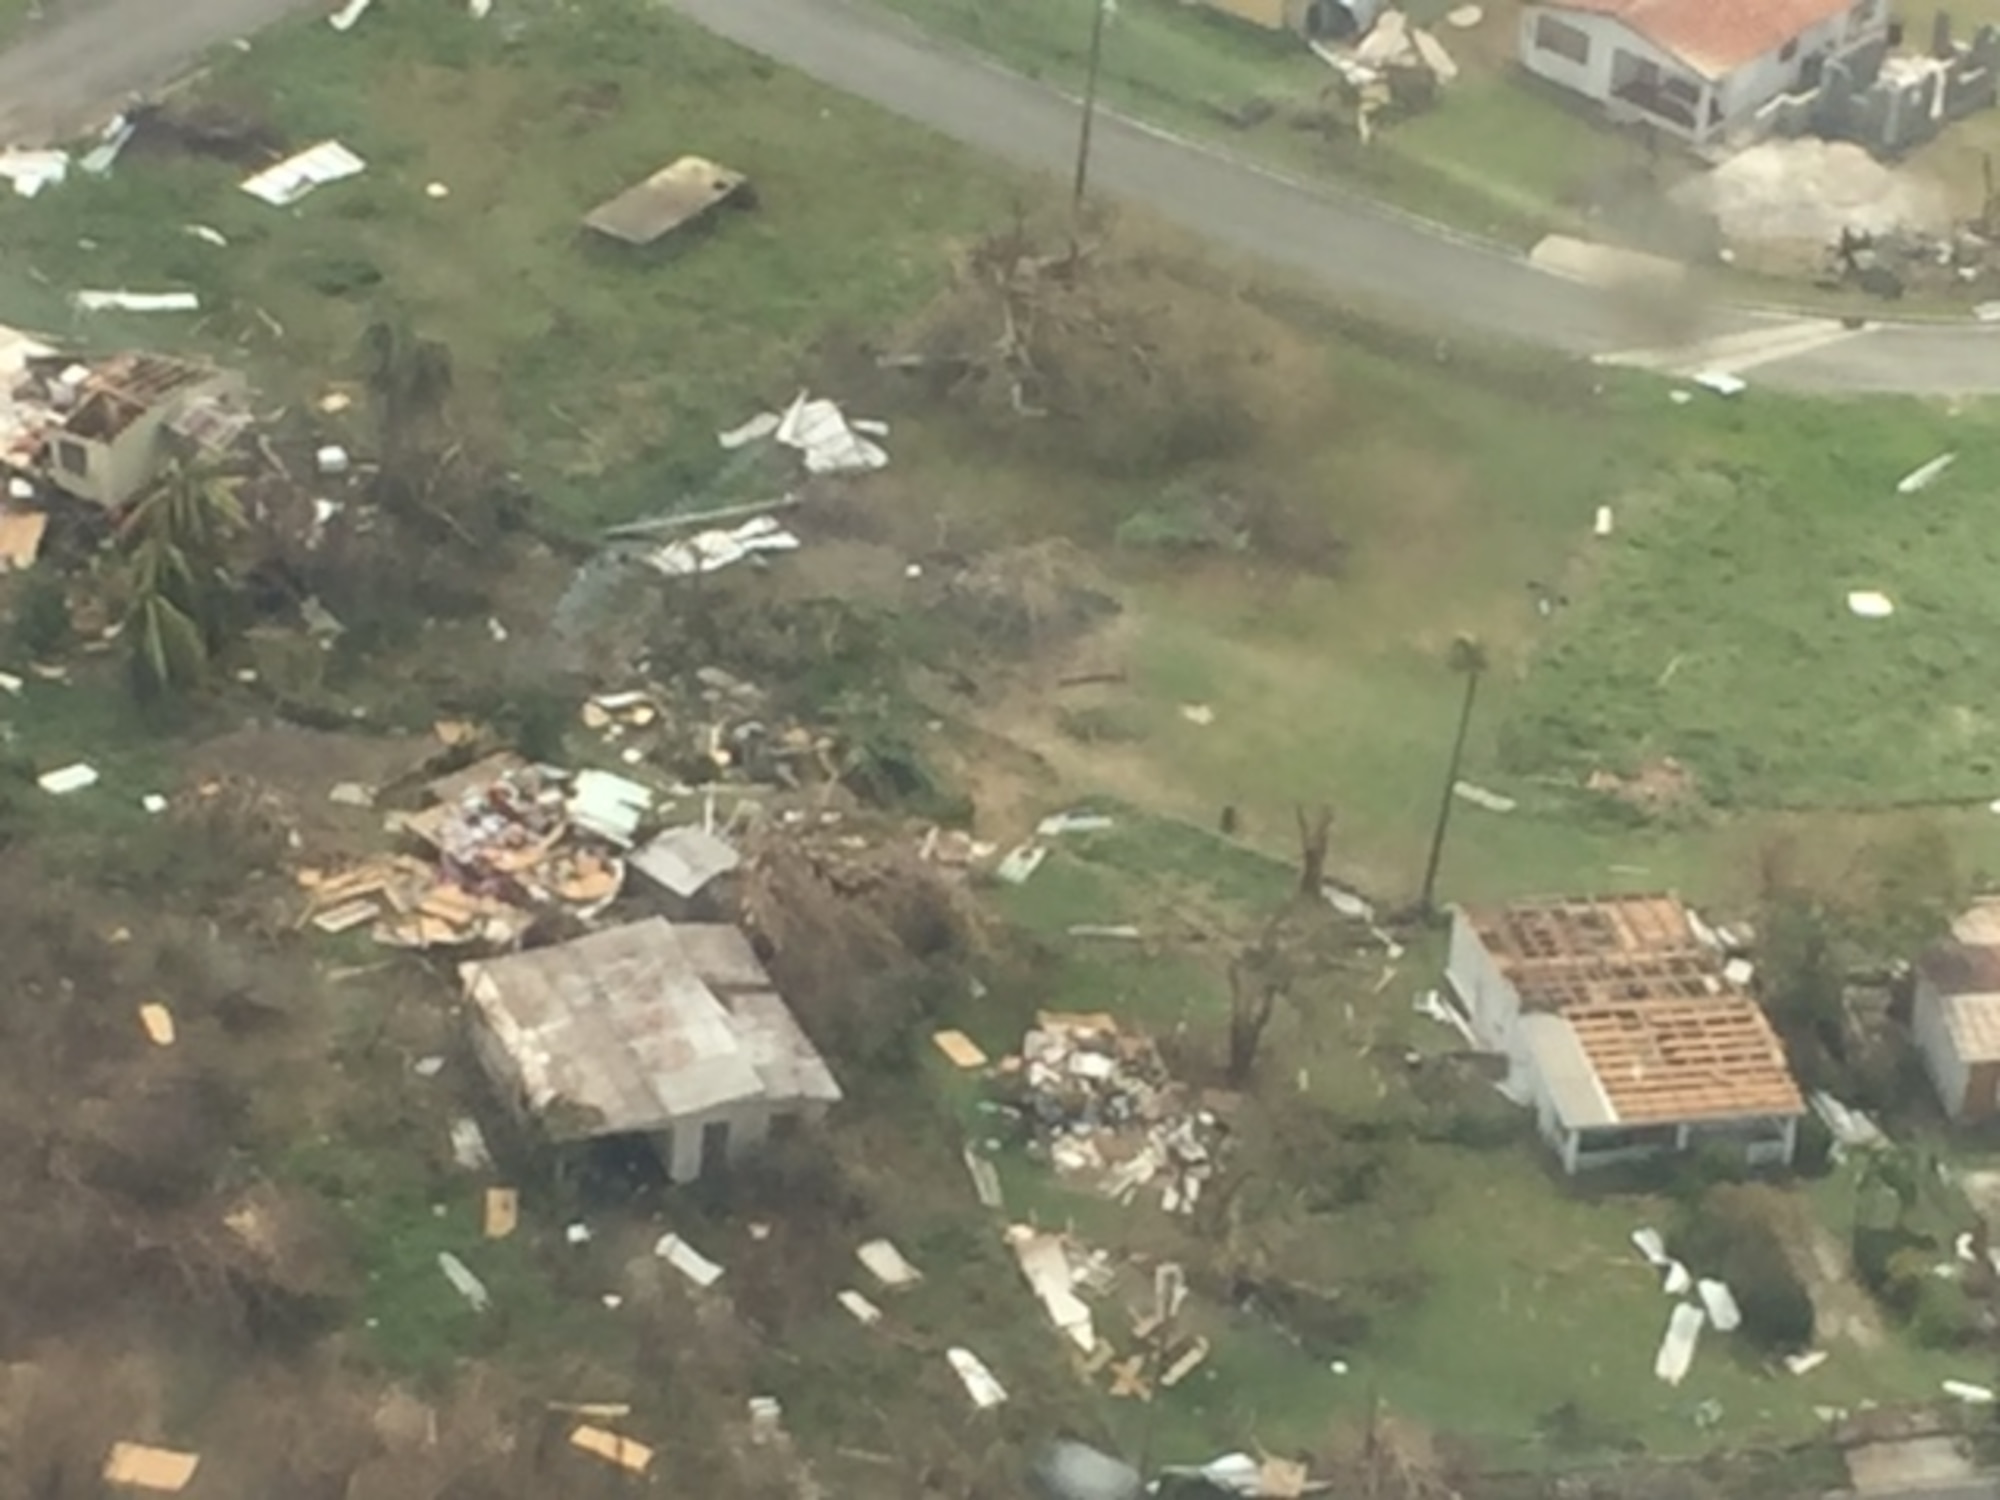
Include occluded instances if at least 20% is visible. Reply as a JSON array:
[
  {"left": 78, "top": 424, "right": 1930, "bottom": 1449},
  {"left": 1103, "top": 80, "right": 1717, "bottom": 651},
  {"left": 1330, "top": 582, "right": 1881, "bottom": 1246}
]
[
  {"left": 1072, "top": 0, "right": 1111, "bottom": 216},
  {"left": 1418, "top": 637, "right": 1487, "bottom": 918}
]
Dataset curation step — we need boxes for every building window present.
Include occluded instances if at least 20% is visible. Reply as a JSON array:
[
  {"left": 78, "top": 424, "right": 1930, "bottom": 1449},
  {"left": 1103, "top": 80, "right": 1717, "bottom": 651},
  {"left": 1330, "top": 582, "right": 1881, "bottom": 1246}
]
[
  {"left": 1534, "top": 14, "right": 1592, "bottom": 65},
  {"left": 1780, "top": 37, "right": 1799, "bottom": 60},
  {"left": 56, "top": 439, "right": 88, "bottom": 477}
]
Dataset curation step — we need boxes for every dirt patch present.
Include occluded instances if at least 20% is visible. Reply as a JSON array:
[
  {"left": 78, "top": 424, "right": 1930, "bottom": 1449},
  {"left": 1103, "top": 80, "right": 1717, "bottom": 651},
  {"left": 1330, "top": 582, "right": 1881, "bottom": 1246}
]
[
  {"left": 188, "top": 724, "right": 436, "bottom": 850},
  {"left": 1586, "top": 756, "right": 1701, "bottom": 816},
  {"left": 1772, "top": 1193, "right": 1887, "bottom": 1350},
  {"left": 1676, "top": 139, "right": 1951, "bottom": 249}
]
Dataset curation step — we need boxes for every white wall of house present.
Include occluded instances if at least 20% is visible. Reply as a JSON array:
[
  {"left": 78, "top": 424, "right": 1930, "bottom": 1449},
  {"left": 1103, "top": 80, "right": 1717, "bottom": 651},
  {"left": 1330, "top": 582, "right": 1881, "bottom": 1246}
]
[
  {"left": 656, "top": 1096, "right": 832, "bottom": 1184},
  {"left": 1444, "top": 911, "right": 1523, "bottom": 1057},
  {"left": 1518, "top": 6, "right": 1633, "bottom": 102},
  {"left": 1912, "top": 975, "right": 1971, "bottom": 1120}
]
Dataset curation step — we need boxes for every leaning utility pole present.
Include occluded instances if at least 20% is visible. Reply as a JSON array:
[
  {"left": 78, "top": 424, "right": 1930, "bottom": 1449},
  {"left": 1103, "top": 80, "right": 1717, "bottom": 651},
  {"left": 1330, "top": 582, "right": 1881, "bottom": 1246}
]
[
  {"left": 1418, "top": 636, "right": 1487, "bottom": 918},
  {"left": 1071, "top": 0, "right": 1111, "bottom": 216}
]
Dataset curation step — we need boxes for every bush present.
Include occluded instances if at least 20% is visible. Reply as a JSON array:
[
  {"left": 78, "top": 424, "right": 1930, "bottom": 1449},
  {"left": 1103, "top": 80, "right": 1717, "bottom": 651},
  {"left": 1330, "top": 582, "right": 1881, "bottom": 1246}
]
[
  {"left": 1676, "top": 1184, "right": 1815, "bottom": 1354},
  {"left": 1910, "top": 1274, "right": 1976, "bottom": 1349},
  {"left": 9, "top": 572, "right": 71, "bottom": 660}
]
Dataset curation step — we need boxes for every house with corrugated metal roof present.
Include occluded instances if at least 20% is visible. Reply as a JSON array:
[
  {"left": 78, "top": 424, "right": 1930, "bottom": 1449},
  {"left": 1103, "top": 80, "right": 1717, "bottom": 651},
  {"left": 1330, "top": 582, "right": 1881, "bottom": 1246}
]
[{"left": 1914, "top": 900, "right": 2000, "bottom": 1123}]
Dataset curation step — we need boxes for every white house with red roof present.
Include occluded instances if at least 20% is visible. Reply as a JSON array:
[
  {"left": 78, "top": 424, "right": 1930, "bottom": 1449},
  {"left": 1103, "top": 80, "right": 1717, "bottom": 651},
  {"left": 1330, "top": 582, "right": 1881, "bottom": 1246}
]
[{"left": 1519, "top": 0, "right": 1889, "bottom": 144}]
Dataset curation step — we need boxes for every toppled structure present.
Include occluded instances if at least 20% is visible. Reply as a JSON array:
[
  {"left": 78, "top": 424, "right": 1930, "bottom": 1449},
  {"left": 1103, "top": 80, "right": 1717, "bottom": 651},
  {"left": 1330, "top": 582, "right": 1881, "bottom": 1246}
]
[
  {"left": 584, "top": 156, "right": 753, "bottom": 248},
  {"left": 996, "top": 1012, "right": 1227, "bottom": 1215},
  {"left": 0, "top": 341, "right": 251, "bottom": 508},
  {"left": 299, "top": 753, "right": 634, "bottom": 949}
]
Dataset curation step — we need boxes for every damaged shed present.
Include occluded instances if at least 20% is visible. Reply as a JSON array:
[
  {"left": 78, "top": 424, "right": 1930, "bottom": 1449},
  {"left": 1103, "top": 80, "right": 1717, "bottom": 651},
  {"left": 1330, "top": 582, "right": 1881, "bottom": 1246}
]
[
  {"left": 583, "top": 156, "right": 753, "bottom": 248},
  {"left": 459, "top": 917, "right": 839, "bottom": 1183}
]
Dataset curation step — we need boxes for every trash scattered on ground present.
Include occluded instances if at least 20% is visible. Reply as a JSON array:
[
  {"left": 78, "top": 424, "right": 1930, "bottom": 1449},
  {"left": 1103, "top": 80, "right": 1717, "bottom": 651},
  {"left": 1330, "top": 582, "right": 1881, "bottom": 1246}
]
[
  {"left": 1179, "top": 703, "right": 1216, "bottom": 726},
  {"left": 946, "top": 1347, "right": 1008, "bottom": 1408},
  {"left": 74, "top": 290, "right": 200, "bottom": 313},
  {"left": 241, "top": 140, "right": 367, "bottom": 207},
  {"left": 1037, "top": 809, "right": 1114, "bottom": 837},
  {"left": 569, "top": 768, "right": 653, "bottom": 846},
  {"left": 1811, "top": 1090, "right": 1888, "bottom": 1150},
  {"left": 1654, "top": 1302, "right": 1705, "bottom": 1385},
  {"left": 437, "top": 1251, "right": 491, "bottom": 1312},
  {"left": 565, "top": 1222, "right": 592, "bottom": 1246},
  {"left": 329, "top": 0, "right": 375, "bottom": 28},
  {"left": 934, "top": 1029, "right": 989, "bottom": 1069},
  {"left": 777, "top": 390, "right": 888, "bottom": 474},
  {"left": 1896, "top": 453, "right": 1956, "bottom": 494},
  {"left": 38, "top": 762, "right": 99, "bottom": 795},
  {"left": 1944, "top": 1379, "right": 1997, "bottom": 1404},
  {"left": 1847, "top": 590, "right": 1895, "bottom": 619},
  {"left": 1663, "top": 1260, "right": 1692, "bottom": 1295},
  {"left": 1786, "top": 1349, "right": 1830, "bottom": 1375},
  {"left": 102, "top": 1441, "right": 201, "bottom": 1492},
  {"left": 1692, "top": 371, "right": 1748, "bottom": 397},
  {"left": 1069, "top": 924, "right": 1142, "bottom": 941},
  {"left": 1414, "top": 989, "right": 1474, "bottom": 1044},
  {"left": 0, "top": 148, "right": 68, "bottom": 198},
  {"left": 719, "top": 411, "right": 782, "bottom": 449},
  {"left": 1322, "top": 883, "right": 1375, "bottom": 921},
  {"left": 837, "top": 1288, "right": 883, "bottom": 1324},
  {"left": 140, "top": 793, "right": 168, "bottom": 814},
  {"left": 138, "top": 1003, "right": 176, "bottom": 1047},
  {"left": 1632, "top": 1227, "right": 1670, "bottom": 1266},
  {"left": 748, "top": 1395, "right": 784, "bottom": 1444},
  {"left": 1594, "top": 504, "right": 1614, "bottom": 537},
  {"left": 1695, "top": 1278, "right": 1741, "bottom": 1333},
  {"left": 643, "top": 515, "right": 801, "bottom": 578},
  {"left": 857, "top": 1238, "right": 923, "bottom": 1288},
  {"left": 1445, "top": 3, "right": 1483, "bottom": 24},
  {"left": 1008, "top": 1224, "right": 1102, "bottom": 1352},
  {"left": 0, "top": 671, "right": 22, "bottom": 695},
  {"left": 185, "top": 223, "right": 228, "bottom": 247},
  {"left": 484, "top": 1188, "right": 518, "bottom": 1239},
  {"left": 0, "top": 507, "right": 38, "bottom": 571},
  {"left": 655, "top": 1232, "right": 725, "bottom": 1288},
  {"left": 1452, "top": 780, "right": 1516, "bottom": 813},
  {"left": 964, "top": 1145, "right": 1004, "bottom": 1208},
  {"left": 631, "top": 824, "right": 740, "bottom": 897},
  {"left": 998, "top": 1011, "right": 1226, "bottom": 1215},
  {"left": 449, "top": 1117, "right": 492, "bottom": 1172},
  {"left": 570, "top": 1424, "right": 654, "bottom": 1473},
  {"left": 995, "top": 844, "right": 1048, "bottom": 885},
  {"left": 327, "top": 781, "right": 374, "bottom": 808}
]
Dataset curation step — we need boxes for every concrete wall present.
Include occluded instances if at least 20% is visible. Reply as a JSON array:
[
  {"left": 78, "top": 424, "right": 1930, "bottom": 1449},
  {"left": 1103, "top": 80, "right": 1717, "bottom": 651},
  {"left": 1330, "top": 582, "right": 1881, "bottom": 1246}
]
[
  {"left": 1913, "top": 974, "right": 1971, "bottom": 1120},
  {"left": 1444, "top": 910, "right": 1522, "bottom": 1057},
  {"left": 46, "top": 367, "right": 245, "bottom": 509},
  {"left": 656, "top": 1096, "right": 832, "bottom": 1184},
  {"left": 1518, "top": 6, "right": 1627, "bottom": 101}
]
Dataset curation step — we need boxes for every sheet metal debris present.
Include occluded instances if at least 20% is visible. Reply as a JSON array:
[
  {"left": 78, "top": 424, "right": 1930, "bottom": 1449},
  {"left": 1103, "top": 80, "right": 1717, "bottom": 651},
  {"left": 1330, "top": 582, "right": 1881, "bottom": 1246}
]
[
  {"left": 138, "top": 1003, "right": 176, "bottom": 1047},
  {"left": 1654, "top": 1302, "right": 1705, "bottom": 1386},
  {"left": 1693, "top": 370, "right": 1748, "bottom": 397},
  {"left": 1897, "top": 452, "right": 1957, "bottom": 493},
  {"left": 857, "top": 1238, "right": 923, "bottom": 1288},
  {"left": 1847, "top": 589, "right": 1895, "bottom": 618},
  {"left": 996, "top": 845, "right": 1048, "bottom": 885},
  {"left": 1452, "top": 780, "right": 1516, "bottom": 812},
  {"left": 484, "top": 1187, "right": 519, "bottom": 1239},
  {"left": 241, "top": 141, "right": 367, "bottom": 207},
  {"left": 0, "top": 509, "right": 47, "bottom": 570},
  {"left": 102, "top": 1441, "right": 201, "bottom": 1492},
  {"left": 631, "top": 824, "right": 739, "bottom": 896},
  {"left": 450, "top": 1117, "right": 492, "bottom": 1171},
  {"left": 74, "top": 290, "right": 199, "bottom": 313},
  {"left": 1008, "top": 1224, "right": 1099, "bottom": 1352},
  {"left": 655, "top": 1232, "right": 725, "bottom": 1288},
  {"left": 775, "top": 389, "right": 889, "bottom": 474},
  {"left": 0, "top": 149, "right": 68, "bottom": 198},
  {"left": 1000, "top": 1011, "right": 1225, "bottom": 1215},
  {"left": 570, "top": 1424, "right": 654, "bottom": 1472},
  {"left": 329, "top": 0, "right": 375, "bottom": 28},
  {"left": 1037, "top": 809, "right": 1114, "bottom": 837},
  {"left": 1785, "top": 1349, "right": 1829, "bottom": 1375},
  {"left": 437, "top": 1251, "right": 491, "bottom": 1311},
  {"left": 946, "top": 1347, "right": 1008, "bottom": 1408},
  {"left": 38, "top": 762, "right": 98, "bottom": 795},
  {"left": 644, "top": 515, "right": 801, "bottom": 578},
  {"left": 837, "top": 1288, "right": 884, "bottom": 1324},
  {"left": 1697, "top": 1277, "right": 1742, "bottom": 1332},
  {"left": 964, "top": 1144, "right": 1004, "bottom": 1208}
]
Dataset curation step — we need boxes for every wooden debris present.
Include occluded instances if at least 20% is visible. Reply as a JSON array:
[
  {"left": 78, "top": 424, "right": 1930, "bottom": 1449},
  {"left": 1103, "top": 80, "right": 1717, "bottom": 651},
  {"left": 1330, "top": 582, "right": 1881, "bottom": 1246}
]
[
  {"left": 570, "top": 1424, "right": 654, "bottom": 1473},
  {"left": 484, "top": 1187, "right": 519, "bottom": 1239},
  {"left": 102, "top": 1442, "right": 200, "bottom": 1491},
  {"left": 1107, "top": 1355, "right": 1153, "bottom": 1401},
  {"left": 138, "top": 1003, "right": 176, "bottom": 1047},
  {"left": 932, "top": 1028, "right": 988, "bottom": 1069},
  {"left": 1159, "top": 1334, "right": 1210, "bottom": 1389}
]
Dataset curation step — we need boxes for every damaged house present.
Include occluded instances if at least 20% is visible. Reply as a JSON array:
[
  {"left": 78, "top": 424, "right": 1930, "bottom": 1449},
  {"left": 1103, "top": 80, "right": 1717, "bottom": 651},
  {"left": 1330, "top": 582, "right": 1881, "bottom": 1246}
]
[
  {"left": 1446, "top": 894, "right": 1805, "bottom": 1174},
  {"left": 459, "top": 917, "right": 840, "bottom": 1183},
  {"left": 0, "top": 341, "right": 249, "bottom": 509},
  {"left": 1913, "top": 899, "right": 2000, "bottom": 1124},
  {"left": 1518, "top": 0, "right": 1889, "bottom": 146}
]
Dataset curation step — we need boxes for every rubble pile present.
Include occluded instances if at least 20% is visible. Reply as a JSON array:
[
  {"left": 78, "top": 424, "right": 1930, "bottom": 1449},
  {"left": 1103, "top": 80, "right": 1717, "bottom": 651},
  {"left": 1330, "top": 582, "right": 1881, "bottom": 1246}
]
[
  {"left": 1000, "top": 1012, "right": 1226, "bottom": 1215},
  {"left": 300, "top": 753, "right": 632, "bottom": 950},
  {"left": 579, "top": 673, "right": 840, "bottom": 789}
]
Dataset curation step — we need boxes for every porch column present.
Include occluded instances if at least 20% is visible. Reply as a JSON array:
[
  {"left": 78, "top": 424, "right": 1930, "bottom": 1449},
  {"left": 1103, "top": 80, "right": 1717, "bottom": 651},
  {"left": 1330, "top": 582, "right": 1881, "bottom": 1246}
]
[{"left": 1695, "top": 81, "right": 1717, "bottom": 141}]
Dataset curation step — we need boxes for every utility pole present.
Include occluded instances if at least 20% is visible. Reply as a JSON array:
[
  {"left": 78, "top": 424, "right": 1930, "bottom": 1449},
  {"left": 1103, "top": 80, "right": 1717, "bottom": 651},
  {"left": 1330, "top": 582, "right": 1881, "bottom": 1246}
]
[
  {"left": 1071, "top": 0, "right": 1110, "bottom": 216},
  {"left": 1418, "top": 636, "right": 1487, "bottom": 918}
]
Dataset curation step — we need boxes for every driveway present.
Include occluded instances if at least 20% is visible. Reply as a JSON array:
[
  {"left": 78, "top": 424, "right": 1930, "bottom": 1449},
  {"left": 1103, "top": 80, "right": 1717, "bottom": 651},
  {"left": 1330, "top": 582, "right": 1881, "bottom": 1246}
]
[{"left": 2, "top": 0, "right": 1996, "bottom": 392}]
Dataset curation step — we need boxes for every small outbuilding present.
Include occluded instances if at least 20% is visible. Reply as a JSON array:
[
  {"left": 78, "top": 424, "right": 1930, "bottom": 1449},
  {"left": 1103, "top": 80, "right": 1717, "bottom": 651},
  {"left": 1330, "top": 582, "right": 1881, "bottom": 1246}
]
[
  {"left": 459, "top": 917, "right": 839, "bottom": 1183},
  {"left": 583, "top": 156, "right": 752, "bottom": 248},
  {"left": 1914, "top": 900, "right": 2000, "bottom": 1123}
]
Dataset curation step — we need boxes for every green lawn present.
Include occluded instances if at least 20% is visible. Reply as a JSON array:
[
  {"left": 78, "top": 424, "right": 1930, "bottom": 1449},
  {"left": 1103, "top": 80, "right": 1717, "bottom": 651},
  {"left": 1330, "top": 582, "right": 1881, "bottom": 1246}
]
[{"left": 0, "top": 0, "right": 1016, "bottom": 528}]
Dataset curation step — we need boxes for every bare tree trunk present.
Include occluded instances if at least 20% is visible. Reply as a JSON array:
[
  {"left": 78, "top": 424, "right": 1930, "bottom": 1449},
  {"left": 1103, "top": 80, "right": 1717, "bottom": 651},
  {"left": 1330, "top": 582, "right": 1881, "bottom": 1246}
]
[{"left": 1295, "top": 804, "right": 1333, "bottom": 897}]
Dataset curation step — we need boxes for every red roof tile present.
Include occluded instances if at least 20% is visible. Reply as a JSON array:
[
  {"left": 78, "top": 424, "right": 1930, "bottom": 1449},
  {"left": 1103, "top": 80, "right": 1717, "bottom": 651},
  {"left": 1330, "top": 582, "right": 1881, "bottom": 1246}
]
[{"left": 1537, "top": 0, "right": 1856, "bottom": 77}]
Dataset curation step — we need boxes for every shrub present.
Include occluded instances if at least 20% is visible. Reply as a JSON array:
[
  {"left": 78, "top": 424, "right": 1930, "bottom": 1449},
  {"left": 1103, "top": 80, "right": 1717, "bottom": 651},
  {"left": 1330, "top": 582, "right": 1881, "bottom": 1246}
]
[
  {"left": 1676, "top": 1184, "right": 1814, "bottom": 1354},
  {"left": 9, "top": 572, "right": 71, "bottom": 660},
  {"left": 1910, "top": 1274, "right": 1976, "bottom": 1349}
]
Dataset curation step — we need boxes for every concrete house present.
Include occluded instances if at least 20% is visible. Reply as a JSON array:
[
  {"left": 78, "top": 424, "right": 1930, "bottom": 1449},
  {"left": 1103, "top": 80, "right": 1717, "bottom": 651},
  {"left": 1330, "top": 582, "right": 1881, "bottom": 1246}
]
[
  {"left": 1517, "top": 0, "right": 1889, "bottom": 145},
  {"left": 460, "top": 917, "right": 841, "bottom": 1183},
  {"left": 1446, "top": 894, "right": 1805, "bottom": 1174},
  {"left": 1195, "top": 0, "right": 1383, "bottom": 38},
  {"left": 1913, "top": 900, "right": 2000, "bottom": 1124}
]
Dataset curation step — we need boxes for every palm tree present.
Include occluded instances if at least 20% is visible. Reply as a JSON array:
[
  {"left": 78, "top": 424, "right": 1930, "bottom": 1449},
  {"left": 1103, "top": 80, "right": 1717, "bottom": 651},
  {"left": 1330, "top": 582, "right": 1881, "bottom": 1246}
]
[
  {"left": 118, "top": 458, "right": 245, "bottom": 697},
  {"left": 1417, "top": 635, "right": 1488, "bottom": 918},
  {"left": 359, "top": 318, "right": 455, "bottom": 466}
]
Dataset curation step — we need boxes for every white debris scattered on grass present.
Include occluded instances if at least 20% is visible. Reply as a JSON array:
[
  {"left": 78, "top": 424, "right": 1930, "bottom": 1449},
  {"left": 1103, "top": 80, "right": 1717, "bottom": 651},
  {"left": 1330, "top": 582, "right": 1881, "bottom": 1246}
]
[
  {"left": 836, "top": 1288, "right": 883, "bottom": 1325},
  {"left": 1692, "top": 370, "right": 1747, "bottom": 398},
  {"left": 1847, "top": 590, "right": 1895, "bottom": 619},
  {"left": 1594, "top": 505, "right": 1614, "bottom": 537},
  {"left": 470, "top": 0, "right": 494, "bottom": 15},
  {"left": 1896, "top": 452, "right": 1956, "bottom": 494},
  {"left": 329, "top": 0, "right": 375, "bottom": 30},
  {"left": 79, "top": 116, "right": 137, "bottom": 177},
  {"left": 1414, "top": 989, "right": 1474, "bottom": 1044},
  {"left": 1697, "top": 1278, "right": 1742, "bottom": 1332},
  {"left": 1632, "top": 1227, "right": 1670, "bottom": 1267},
  {"left": 1008, "top": 1225, "right": 1096, "bottom": 1352},
  {"left": 857, "top": 1238, "right": 923, "bottom": 1288},
  {"left": 140, "top": 793, "right": 169, "bottom": 814},
  {"left": 38, "top": 762, "right": 98, "bottom": 795},
  {"left": 1663, "top": 1260, "right": 1692, "bottom": 1296},
  {"left": 718, "top": 411, "right": 781, "bottom": 449},
  {"left": 1944, "top": 1379, "right": 1997, "bottom": 1404},
  {"left": 964, "top": 1145, "right": 1004, "bottom": 1208},
  {"left": 1180, "top": 703, "right": 1216, "bottom": 726},
  {"left": 327, "top": 781, "right": 374, "bottom": 808},
  {"left": 412, "top": 1055, "right": 446, "bottom": 1078},
  {"left": 186, "top": 223, "right": 229, "bottom": 247},
  {"left": 1037, "top": 810, "right": 1114, "bottom": 837},
  {"left": 655, "top": 1232, "right": 725, "bottom": 1288},
  {"left": 643, "top": 516, "right": 800, "bottom": 578},
  {"left": 1452, "top": 781, "right": 1517, "bottom": 813},
  {"left": 1723, "top": 957, "right": 1755, "bottom": 986},
  {"left": 995, "top": 844, "right": 1048, "bottom": 885},
  {"left": 1654, "top": 1302, "right": 1706, "bottom": 1386},
  {"left": 1444, "top": 3, "right": 1483, "bottom": 24},
  {"left": 566, "top": 1222, "right": 593, "bottom": 1246},
  {"left": 945, "top": 1347, "right": 1008, "bottom": 1409},
  {"left": 0, "top": 671, "right": 21, "bottom": 696},
  {"left": 437, "top": 1251, "right": 491, "bottom": 1311},
  {"left": 1810, "top": 1090, "right": 1887, "bottom": 1149},
  {"left": 775, "top": 390, "right": 889, "bottom": 474},
  {"left": 1322, "top": 883, "right": 1375, "bottom": 920},
  {"left": 74, "top": 289, "right": 199, "bottom": 313},
  {"left": 426, "top": 181, "right": 450, "bottom": 199},
  {"left": 1069, "top": 924, "right": 1141, "bottom": 940},
  {"left": 449, "top": 1117, "right": 493, "bottom": 1171},
  {"left": 0, "top": 149, "right": 68, "bottom": 198},
  {"left": 1977, "top": 301, "right": 2000, "bottom": 323},
  {"left": 1785, "top": 1349, "right": 1829, "bottom": 1375},
  {"left": 241, "top": 140, "right": 367, "bottom": 207}
]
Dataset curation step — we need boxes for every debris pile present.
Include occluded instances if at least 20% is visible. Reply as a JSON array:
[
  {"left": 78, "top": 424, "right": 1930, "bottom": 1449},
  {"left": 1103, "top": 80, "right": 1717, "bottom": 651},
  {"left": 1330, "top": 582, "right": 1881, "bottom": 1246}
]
[
  {"left": 577, "top": 677, "right": 840, "bottom": 788},
  {"left": 998, "top": 1012, "right": 1226, "bottom": 1215},
  {"left": 299, "top": 753, "right": 634, "bottom": 949}
]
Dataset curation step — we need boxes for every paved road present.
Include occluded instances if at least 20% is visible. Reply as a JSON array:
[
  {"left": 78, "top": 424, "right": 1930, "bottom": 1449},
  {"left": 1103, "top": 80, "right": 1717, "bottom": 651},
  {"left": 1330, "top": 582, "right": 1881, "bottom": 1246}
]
[{"left": 2, "top": 0, "right": 1996, "bottom": 391}]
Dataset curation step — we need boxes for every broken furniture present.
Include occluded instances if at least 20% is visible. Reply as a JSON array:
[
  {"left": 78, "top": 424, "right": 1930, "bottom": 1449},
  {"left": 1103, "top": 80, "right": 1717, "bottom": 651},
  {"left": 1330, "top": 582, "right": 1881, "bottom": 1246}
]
[
  {"left": 583, "top": 156, "right": 753, "bottom": 248},
  {"left": 459, "top": 917, "right": 841, "bottom": 1184}
]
